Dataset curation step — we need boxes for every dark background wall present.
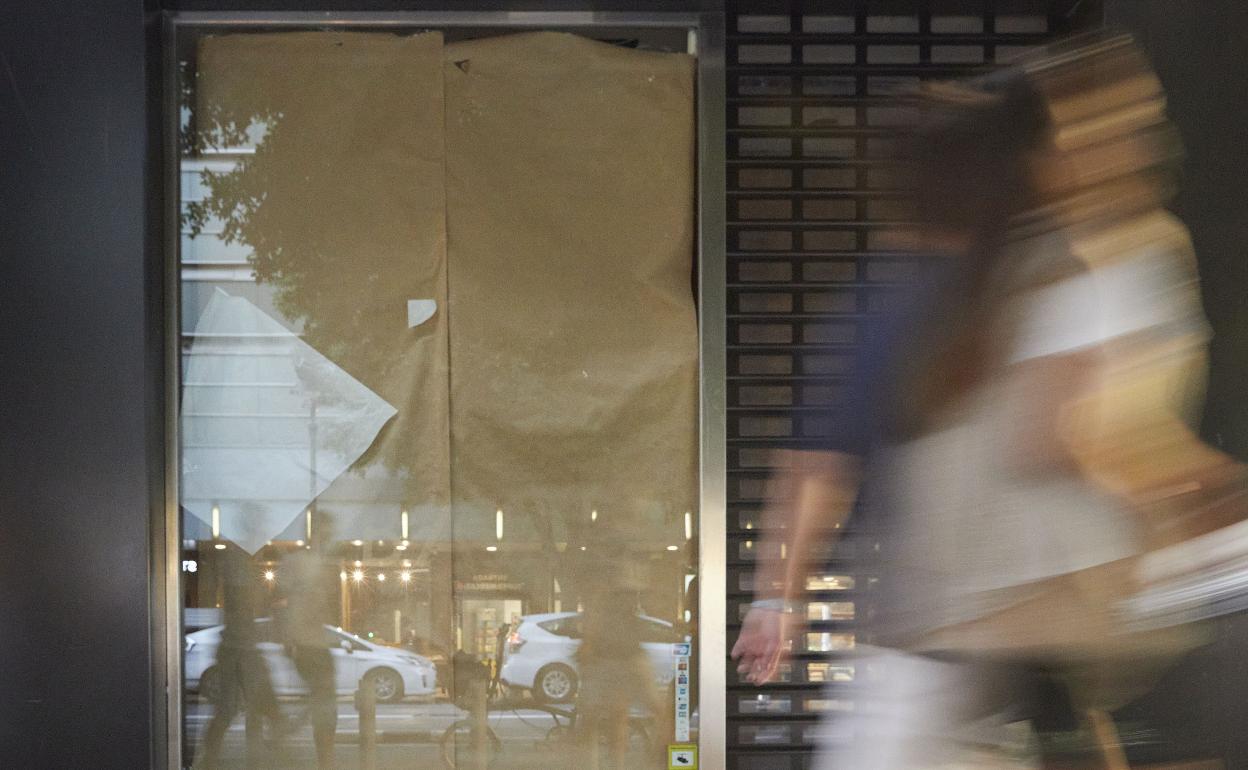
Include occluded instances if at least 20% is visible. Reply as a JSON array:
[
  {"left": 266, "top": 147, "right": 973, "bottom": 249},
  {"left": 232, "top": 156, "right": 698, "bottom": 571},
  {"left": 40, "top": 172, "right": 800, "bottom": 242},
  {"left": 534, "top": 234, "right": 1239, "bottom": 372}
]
[
  {"left": 1106, "top": 0, "right": 1248, "bottom": 459},
  {"left": 1105, "top": 2, "right": 1248, "bottom": 766},
  {"left": 0, "top": 0, "right": 157, "bottom": 767}
]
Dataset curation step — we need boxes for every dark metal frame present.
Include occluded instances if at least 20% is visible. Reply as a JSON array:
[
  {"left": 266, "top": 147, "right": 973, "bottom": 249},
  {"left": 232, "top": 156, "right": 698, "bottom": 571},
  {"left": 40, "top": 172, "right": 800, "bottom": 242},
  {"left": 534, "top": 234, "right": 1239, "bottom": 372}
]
[{"left": 158, "top": 10, "right": 727, "bottom": 769}]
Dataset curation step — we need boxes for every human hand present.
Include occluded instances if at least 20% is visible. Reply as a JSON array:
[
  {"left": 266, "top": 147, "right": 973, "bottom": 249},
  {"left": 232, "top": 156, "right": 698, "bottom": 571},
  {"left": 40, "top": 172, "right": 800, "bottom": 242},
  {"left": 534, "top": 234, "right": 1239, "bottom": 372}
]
[{"left": 730, "top": 606, "right": 797, "bottom": 685}]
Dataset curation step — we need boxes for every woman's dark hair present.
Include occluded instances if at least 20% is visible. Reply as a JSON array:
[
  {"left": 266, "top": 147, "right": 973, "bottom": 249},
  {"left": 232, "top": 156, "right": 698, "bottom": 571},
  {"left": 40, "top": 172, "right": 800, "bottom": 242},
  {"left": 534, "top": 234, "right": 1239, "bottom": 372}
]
[{"left": 885, "top": 68, "right": 1054, "bottom": 439}]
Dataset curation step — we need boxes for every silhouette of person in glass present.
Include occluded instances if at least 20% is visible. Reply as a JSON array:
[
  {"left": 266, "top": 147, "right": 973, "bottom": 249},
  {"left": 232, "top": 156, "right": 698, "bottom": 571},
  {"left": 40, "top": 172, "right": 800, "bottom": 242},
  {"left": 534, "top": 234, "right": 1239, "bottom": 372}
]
[
  {"left": 194, "top": 541, "right": 285, "bottom": 769},
  {"left": 276, "top": 512, "right": 340, "bottom": 770}
]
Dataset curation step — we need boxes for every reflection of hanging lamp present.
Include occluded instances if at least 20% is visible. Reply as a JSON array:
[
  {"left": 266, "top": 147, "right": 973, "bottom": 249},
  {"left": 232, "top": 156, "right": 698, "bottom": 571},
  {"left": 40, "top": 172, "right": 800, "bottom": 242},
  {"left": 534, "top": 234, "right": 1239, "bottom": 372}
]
[
  {"left": 396, "top": 508, "right": 409, "bottom": 550},
  {"left": 591, "top": 509, "right": 598, "bottom": 523},
  {"left": 212, "top": 505, "right": 226, "bottom": 549},
  {"left": 484, "top": 508, "right": 504, "bottom": 552}
]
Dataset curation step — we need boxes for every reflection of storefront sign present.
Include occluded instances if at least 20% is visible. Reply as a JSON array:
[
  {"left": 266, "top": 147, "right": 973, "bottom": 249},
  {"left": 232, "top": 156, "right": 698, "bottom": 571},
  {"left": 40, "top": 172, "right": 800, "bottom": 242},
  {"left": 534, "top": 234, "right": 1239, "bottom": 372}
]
[
  {"left": 456, "top": 574, "right": 525, "bottom": 592},
  {"left": 673, "top": 643, "right": 692, "bottom": 742}
]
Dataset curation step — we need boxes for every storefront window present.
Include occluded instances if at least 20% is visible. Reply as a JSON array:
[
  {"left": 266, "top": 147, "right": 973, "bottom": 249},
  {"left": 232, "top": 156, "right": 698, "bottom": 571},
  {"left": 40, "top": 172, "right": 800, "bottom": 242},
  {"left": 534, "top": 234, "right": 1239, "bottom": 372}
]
[{"left": 173, "top": 18, "right": 708, "bottom": 769}]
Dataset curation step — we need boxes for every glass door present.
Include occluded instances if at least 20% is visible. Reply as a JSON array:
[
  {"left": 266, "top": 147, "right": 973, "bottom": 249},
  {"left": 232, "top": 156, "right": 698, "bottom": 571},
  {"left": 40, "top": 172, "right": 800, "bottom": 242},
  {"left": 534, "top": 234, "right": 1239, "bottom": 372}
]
[{"left": 170, "top": 14, "right": 717, "bottom": 770}]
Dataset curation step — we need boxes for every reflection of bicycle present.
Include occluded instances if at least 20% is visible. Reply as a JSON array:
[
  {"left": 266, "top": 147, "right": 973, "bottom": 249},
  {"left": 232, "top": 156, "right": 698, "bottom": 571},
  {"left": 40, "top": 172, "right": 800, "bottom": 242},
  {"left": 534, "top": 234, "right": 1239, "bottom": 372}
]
[
  {"left": 439, "top": 717, "right": 502, "bottom": 769},
  {"left": 439, "top": 650, "right": 505, "bottom": 769},
  {"left": 438, "top": 633, "right": 658, "bottom": 769},
  {"left": 438, "top": 699, "right": 656, "bottom": 769},
  {"left": 542, "top": 703, "right": 654, "bottom": 750}
]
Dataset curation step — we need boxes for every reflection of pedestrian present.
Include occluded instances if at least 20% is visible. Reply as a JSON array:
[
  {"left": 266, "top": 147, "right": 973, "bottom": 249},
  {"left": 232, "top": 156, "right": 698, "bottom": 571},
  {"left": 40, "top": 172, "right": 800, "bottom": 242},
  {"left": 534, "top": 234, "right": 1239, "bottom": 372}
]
[
  {"left": 277, "top": 515, "right": 339, "bottom": 770},
  {"left": 575, "top": 540, "right": 662, "bottom": 770},
  {"left": 194, "top": 543, "right": 284, "bottom": 769}
]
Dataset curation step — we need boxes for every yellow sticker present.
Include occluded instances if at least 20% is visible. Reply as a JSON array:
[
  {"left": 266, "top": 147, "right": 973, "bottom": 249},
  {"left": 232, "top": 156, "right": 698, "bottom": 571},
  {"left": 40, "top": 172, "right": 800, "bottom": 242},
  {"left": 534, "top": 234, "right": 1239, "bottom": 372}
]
[{"left": 668, "top": 744, "right": 698, "bottom": 770}]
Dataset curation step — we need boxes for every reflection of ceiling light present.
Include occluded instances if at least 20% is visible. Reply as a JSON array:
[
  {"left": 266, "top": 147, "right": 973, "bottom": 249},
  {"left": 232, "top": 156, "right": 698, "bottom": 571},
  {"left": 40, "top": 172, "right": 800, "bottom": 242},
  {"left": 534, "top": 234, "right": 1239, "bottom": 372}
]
[
  {"left": 401, "top": 559, "right": 412, "bottom": 568},
  {"left": 339, "top": 571, "right": 348, "bottom": 581},
  {"left": 591, "top": 509, "right": 598, "bottom": 522},
  {"left": 377, "top": 540, "right": 384, "bottom": 546},
  {"left": 214, "top": 543, "right": 227, "bottom": 551},
  {"left": 395, "top": 543, "right": 408, "bottom": 551},
  {"left": 377, "top": 572, "right": 386, "bottom": 582},
  {"left": 580, "top": 546, "right": 587, "bottom": 551},
  {"left": 401, "top": 510, "right": 409, "bottom": 540},
  {"left": 352, "top": 569, "right": 365, "bottom": 582},
  {"left": 495, "top": 509, "right": 504, "bottom": 541},
  {"left": 263, "top": 570, "right": 275, "bottom": 582},
  {"left": 351, "top": 539, "right": 363, "bottom": 546},
  {"left": 666, "top": 545, "right": 680, "bottom": 551},
  {"left": 485, "top": 545, "right": 498, "bottom": 552},
  {"left": 295, "top": 540, "right": 305, "bottom": 547},
  {"left": 354, "top": 560, "right": 362, "bottom": 567},
  {"left": 685, "top": 511, "right": 693, "bottom": 541},
  {"left": 211, "top": 506, "right": 221, "bottom": 539},
  {"left": 400, "top": 571, "right": 412, "bottom": 583}
]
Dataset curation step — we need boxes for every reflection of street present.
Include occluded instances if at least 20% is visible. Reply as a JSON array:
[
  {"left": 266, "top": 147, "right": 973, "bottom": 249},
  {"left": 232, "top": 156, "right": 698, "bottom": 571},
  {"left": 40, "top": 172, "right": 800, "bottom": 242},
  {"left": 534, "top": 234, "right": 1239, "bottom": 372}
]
[{"left": 185, "top": 697, "right": 643, "bottom": 769}]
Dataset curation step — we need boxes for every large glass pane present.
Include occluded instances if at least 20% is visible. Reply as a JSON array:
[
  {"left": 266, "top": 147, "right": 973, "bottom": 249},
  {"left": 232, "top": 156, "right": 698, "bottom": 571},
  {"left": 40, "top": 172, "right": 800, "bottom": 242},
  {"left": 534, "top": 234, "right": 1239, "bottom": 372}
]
[{"left": 176, "top": 23, "right": 700, "bottom": 770}]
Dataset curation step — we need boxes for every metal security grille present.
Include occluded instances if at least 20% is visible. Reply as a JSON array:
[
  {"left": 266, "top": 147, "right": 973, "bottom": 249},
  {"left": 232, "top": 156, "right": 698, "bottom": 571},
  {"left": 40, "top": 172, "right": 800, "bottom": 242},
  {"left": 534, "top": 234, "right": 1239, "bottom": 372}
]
[{"left": 723, "top": 2, "right": 1102, "bottom": 768}]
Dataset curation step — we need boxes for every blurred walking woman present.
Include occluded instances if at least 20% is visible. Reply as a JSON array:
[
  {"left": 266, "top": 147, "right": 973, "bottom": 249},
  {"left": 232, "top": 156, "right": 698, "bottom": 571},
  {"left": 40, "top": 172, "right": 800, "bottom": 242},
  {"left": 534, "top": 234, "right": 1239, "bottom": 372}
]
[{"left": 733, "top": 35, "right": 1236, "bottom": 769}]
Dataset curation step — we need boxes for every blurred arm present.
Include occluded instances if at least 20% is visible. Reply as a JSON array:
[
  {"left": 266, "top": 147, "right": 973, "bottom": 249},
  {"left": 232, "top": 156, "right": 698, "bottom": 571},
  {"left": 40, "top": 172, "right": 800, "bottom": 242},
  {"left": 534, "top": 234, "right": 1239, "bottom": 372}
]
[{"left": 730, "top": 449, "right": 861, "bottom": 684}]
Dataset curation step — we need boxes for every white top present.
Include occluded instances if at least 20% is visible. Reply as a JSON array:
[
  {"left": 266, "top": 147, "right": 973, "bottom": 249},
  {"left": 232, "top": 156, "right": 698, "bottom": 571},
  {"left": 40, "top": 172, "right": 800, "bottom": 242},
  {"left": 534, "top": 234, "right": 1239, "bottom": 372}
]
[
  {"left": 1010, "top": 246, "right": 1205, "bottom": 363},
  {"left": 878, "top": 240, "right": 1209, "bottom": 635}
]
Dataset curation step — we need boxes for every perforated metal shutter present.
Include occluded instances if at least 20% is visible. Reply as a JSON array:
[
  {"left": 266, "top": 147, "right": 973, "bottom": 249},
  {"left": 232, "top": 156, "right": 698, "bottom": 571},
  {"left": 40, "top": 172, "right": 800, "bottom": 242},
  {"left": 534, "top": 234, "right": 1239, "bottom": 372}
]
[{"left": 723, "top": 2, "right": 1102, "bottom": 768}]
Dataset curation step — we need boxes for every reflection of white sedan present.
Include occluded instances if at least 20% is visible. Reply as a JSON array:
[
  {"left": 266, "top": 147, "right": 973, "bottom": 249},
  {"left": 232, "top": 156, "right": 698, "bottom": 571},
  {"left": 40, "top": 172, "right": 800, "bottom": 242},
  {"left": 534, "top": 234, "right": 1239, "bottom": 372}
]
[
  {"left": 185, "top": 619, "right": 436, "bottom": 704},
  {"left": 499, "top": 612, "right": 688, "bottom": 703}
]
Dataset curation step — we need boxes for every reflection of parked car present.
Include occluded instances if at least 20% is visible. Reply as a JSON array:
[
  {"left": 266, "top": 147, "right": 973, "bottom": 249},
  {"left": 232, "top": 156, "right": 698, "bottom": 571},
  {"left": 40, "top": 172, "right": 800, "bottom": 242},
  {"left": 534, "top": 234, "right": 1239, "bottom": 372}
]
[
  {"left": 185, "top": 619, "right": 437, "bottom": 704},
  {"left": 498, "top": 612, "right": 688, "bottom": 704}
]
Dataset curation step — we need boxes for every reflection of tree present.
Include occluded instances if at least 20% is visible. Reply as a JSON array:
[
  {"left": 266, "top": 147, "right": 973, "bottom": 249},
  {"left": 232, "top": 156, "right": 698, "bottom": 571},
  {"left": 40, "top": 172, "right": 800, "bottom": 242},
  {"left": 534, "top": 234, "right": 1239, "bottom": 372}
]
[
  {"left": 179, "top": 47, "right": 441, "bottom": 477},
  {"left": 184, "top": 113, "right": 401, "bottom": 393}
]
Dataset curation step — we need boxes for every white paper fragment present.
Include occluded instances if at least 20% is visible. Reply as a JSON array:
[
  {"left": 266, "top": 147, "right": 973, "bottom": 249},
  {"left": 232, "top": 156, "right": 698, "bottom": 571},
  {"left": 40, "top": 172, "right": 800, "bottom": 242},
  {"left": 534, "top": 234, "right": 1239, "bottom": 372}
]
[
  {"left": 180, "top": 289, "right": 398, "bottom": 553},
  {"left": 407, "top": 298, "right": 438, "bottom": 329}
]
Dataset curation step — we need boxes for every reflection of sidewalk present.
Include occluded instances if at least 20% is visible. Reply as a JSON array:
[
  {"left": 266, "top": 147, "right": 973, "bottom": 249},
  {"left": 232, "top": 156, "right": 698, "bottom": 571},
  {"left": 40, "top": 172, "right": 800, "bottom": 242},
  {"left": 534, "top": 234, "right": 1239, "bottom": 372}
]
[
  {"left": 185, "top": 700, "right": 575, "bottom": 743},
  {"left": 186, "top": 699, "right": 662, "bottom": 770}
]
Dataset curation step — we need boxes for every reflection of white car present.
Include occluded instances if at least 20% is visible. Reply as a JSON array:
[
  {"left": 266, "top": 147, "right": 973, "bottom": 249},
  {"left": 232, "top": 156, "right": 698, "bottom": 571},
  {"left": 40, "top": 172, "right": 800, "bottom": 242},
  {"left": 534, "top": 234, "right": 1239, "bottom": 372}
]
[
  {"left": 185, "top": 619, "right": 436, "bottom": 704},
  {"left": 499, "top": 612, "right": 688, "bottom": 704}
]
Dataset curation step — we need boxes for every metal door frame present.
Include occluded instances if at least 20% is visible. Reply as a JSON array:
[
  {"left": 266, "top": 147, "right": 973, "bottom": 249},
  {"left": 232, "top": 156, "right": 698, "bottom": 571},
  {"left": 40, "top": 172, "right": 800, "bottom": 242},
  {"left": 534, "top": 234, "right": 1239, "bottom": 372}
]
[{"left": 158, "top": 10, "right": 726, "bottom": 769}]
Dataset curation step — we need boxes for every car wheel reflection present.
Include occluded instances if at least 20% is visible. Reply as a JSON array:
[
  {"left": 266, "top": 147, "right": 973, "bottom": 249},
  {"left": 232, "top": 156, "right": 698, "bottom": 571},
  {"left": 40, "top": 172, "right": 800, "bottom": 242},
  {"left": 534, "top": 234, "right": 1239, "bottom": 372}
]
[
  {"left": 365, "top": 667, "right": 405, "bottom": 703},
  {"left": 535, "top": 664, "right": 577, "bottom": 703}
]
